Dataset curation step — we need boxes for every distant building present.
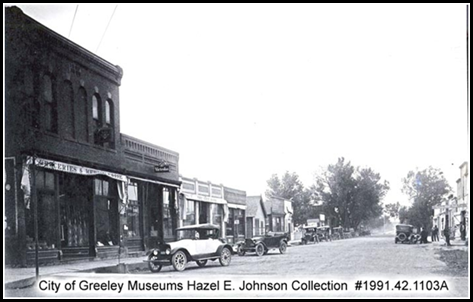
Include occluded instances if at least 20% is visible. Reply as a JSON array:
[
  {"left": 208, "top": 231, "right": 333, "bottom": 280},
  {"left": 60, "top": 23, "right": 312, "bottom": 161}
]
[
  {"left": 245, "top": 196, "right": 267, "bottom": 237},
  {"left": 264, "top": 196, "right": 294, "bottom": 239},
  {"left": 432, "top": 162, "right": 469, "bottom": 239}
]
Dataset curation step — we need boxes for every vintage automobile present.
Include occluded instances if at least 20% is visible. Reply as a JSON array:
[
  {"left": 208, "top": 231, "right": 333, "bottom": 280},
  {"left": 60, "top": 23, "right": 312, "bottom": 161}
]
[
  {"left": 332, "top": 226, "right": 344, "bottom": 240},
  {"left": 395, "top": 224, "right": 420, "bottom": 244},
  {"left": 145, "top": 224, "right": 233, "bottom": 272},
  {"left": 316, "top": 226, "right": 332, "bottom": 242},
  {"left": 301, "top": 226, "right": 319, "bottom": 245},
  {"left": 237, "top": 232, "right": 289, "bottom": 256}
]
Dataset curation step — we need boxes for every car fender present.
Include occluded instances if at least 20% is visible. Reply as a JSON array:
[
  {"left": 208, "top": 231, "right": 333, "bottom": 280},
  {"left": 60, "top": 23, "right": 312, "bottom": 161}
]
[
  {"left": 170, "top": 248, "right": 192, "bottom": 261},
  {"left": 217, "top": 244, "right": 234, "bottom": 255}
]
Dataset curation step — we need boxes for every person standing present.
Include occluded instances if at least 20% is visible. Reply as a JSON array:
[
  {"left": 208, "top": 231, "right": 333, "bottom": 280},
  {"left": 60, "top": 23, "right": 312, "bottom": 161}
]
[
  {"left": 460, "top": 222, "right": 466, "bottom": 241},
  {"left": 443, "top": 226, "right": 452, "bottom": 246},
  {"left": 432, "top": 225, "right": 439, "bottom": 242}
]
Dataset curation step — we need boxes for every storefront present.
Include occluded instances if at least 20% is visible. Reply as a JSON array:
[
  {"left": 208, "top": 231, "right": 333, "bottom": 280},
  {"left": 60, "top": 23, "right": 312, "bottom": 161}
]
[
  {"left": 224, "top": 187, "right": 247, "bottom": 244},
  {"left": 179, "top": 177, "right": 227, "bottom": 238}
]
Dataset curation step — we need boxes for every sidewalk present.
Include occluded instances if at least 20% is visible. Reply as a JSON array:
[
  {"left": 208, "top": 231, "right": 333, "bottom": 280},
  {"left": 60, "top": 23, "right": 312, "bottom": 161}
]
[
  {"left": 4, "top": 257, "right": 146, "bottom": 290},
  {"left": 430, "top": 237, "right": 468, "bottom": 251}
]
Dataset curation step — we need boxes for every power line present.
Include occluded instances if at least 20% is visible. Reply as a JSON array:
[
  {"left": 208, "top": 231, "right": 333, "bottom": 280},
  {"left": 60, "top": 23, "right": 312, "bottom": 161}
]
[
  {"left": 96, "top": 5, "right": 118, "bottom": 53},
  {"left": 68, "top": 5, "right": 79, "bottom": 39}
]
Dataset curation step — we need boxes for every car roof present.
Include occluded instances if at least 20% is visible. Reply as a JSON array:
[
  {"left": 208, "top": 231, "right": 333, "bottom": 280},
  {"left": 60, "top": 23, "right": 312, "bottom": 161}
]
[
  {"left": 396, "top": 224, "right": 413, "bottom": 227},
  {"left": 303, "top": 225, "right": 317, "bottom": 229},
  {"left": 176, "top": 223, "right": 220, "bottom": 231}
]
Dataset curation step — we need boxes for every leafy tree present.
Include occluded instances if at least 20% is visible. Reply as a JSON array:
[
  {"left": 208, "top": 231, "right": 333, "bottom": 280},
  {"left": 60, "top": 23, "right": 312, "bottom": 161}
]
[
  {"left": 315, "top": 158, "right": 389, "bottom": 230},
  {"left": 400, "top": 167, "right": 452, "bottom": 229},
  {"left": 385, "top": 202, "right": 401, "bottom": 219},
  {"left": 265, "top": 171, "right": 313, "bottom": 226}
]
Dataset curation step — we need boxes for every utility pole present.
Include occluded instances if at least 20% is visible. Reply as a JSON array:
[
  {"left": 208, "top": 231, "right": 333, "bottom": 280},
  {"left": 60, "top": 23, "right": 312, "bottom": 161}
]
[{"left": 31, "top": 154, "right": 39, "bottom": 279}]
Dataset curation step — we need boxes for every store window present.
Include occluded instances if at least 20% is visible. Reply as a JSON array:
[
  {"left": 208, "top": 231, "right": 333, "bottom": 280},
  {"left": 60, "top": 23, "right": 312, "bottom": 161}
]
[
  {"left": 275, "top": 217, "right": 282, "bottom": 232},
  {"left": 126, "top": 182, "right": 141, "bottom": 238},
  {"left": 163, "top": 187, "right": 173, "bottom": 240},
  {"left": 26, "top": 170, "right": 57, "bottom": 250},
  {"left": 255, "top": 218, "right": 260, "bottom": 236},
  {"left": 212, "top": 204, "right": 223, "bottom": 227},
  {"left": 94, "top": 178, "right": 118, "bottom": 246},
  {"left": 184, "top": 199, "right": 195, "bottom": 226}
]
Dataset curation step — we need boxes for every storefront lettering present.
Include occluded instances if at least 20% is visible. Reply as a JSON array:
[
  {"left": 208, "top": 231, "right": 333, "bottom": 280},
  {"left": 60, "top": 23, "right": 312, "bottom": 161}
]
[{"left": 27, "top": 156, "right": 126, "bottom": 182}]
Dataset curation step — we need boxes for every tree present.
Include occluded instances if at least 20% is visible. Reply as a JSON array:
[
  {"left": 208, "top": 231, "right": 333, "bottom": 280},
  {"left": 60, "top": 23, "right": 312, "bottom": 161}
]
[
  {"left": 400, "top": 167, "right": 452, "bottom": 229},
  {"left": 385, "top": 202, "right": 401, "bottom": 219},
  {"left": 265, "top": 171, "right": 313, "bottom": 226},
  {"left": 314, "top": 158, "right": 389, "bottom": 230}
]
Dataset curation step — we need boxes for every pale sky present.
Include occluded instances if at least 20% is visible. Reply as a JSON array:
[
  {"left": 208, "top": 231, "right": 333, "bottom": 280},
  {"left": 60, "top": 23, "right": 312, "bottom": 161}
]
[{"left": 5, "top": 4, "right": 470, "bottom": 206}]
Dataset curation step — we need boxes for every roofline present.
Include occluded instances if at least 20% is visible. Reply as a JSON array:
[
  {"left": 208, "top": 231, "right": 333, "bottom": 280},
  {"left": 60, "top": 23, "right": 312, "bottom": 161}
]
[{"left": 6, "top": 6, "right": 123, "bottom": 84}]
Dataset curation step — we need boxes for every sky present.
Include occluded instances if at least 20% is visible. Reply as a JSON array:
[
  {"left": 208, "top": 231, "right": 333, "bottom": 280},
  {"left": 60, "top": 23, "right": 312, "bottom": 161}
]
[{"left": 5, "top": 4, "right": 470, "bottom": 207}]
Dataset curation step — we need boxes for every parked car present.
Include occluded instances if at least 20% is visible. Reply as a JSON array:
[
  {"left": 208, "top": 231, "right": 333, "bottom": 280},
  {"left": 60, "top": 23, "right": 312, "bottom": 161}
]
[
  {"left": 332, "top": 226, "right": 344, "bottom": 240},
  {"left": 316, "top": 226, "right": 332, "bottom": 242},
  {"left": 145, "top": 224, "right": 233, "bottom": 272},
  {"left": 395, "top": 224, "right": 420, "bottom": 244},
  {"left": 301, "top": 226, "right": 319, "bottom": 245},
  {"left": 237, "top": 232, "right": 289, "bottom": 256}
]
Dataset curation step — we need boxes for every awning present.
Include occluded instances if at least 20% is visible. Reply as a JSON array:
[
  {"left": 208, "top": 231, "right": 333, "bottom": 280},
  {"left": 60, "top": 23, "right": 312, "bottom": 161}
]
[
  {"left": 128, "top": 175, "right": 180, "bottom": 188},
  {"left": 26, "top": 156, "right": 126, "bottom": 182},
  {"left": 183, "top": 193, "right": 227, "bottom": 205},
  {"left": 228, "top": 203, "right": 246, "bottom": 210}
]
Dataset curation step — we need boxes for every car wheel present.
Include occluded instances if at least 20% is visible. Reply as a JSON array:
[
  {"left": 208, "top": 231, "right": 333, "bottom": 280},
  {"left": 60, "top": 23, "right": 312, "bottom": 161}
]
[
  {"left": 279, "top": 241, "right": 287, "bottom": 254},
  {"left": 237, "top": 245, "right": 246, "bottom": 256},
  {"left": 171, "top": 250, "right": 187, "bottom": 272},
  {"left": 219, "top": 247, "right": 232, "bottom": 266},
  {"left": 148, "top": 255, "right": 162, "bottom": 273},
  {"left": 397, "top": 233, "right": 407, "bottom": 242},
  {"left": 255, "top": 243, "right": 265, "bottom": 257},
  {"left": 196, "top": 260, "right": 208, "bottom": 267}
]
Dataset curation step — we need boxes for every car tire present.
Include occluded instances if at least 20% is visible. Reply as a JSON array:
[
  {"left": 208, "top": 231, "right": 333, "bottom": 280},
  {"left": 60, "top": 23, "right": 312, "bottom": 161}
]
[
  {"left": 219, "top": 247, "right": 232, "bottom": 266},
  {"left": 171, "top": 250, "right": 187, "bottom": 272},
  {"left": 255, "top": 243, "right": 265, "bottom": 257},
  {"left": 279, "top": 241, "right": 287, "bottom": 254},
  {"left": 398, "top": 233, "right": 407, "bottom": 242},
  {"left": 196, "top": 260, "right": 208, "bottom": 267},
  {"left": 237, "top": 245, "right": 246, "bottom": 256},
  {"left": 148, "top": 255, "right": 162, "bottom": 273}
]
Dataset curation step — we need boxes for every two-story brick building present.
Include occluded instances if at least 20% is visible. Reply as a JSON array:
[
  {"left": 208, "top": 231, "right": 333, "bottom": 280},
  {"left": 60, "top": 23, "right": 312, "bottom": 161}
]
[{"left": 5, "top": 6, "right": 180, "bottom": 266}]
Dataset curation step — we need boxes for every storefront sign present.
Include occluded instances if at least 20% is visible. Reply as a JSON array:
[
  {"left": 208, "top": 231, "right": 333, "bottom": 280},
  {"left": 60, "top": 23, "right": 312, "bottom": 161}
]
[
  {"left": 26, "top": 156, "right": 126, "bottom": 182},
  {"left": 154, "top": 162, "right": 170, "bottom": 173}
]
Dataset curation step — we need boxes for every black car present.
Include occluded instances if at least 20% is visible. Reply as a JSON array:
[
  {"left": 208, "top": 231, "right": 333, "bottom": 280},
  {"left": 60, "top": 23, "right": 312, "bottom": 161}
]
[
  {"left": 301, "top": 226, "right": 319, "bottom": 245},
  {"left": 237, "top": 232, "right": 289, "bottom": 256},
  {"left": 395, "top": 224, "right": 420, "bottom": 244}
]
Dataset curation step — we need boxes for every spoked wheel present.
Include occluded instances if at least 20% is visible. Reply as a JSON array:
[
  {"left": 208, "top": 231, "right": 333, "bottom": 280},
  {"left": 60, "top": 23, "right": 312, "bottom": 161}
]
[
  {"left": 196, "top": 260, "right": 208, "bottom": 267},
  {"left": 172, "top": 250, "right": 188, "bottom": 272},
  {"left": 219, "top": 248, "right": 232, "bottom": 266},
  {"left": 279, "top": 241, "right": 287, "bottom": 254},
  {"left": 148, "top": 255, "right": 162, "bottom": 273},
  {"left": 255, "top": 243, "right": 265, "bottom": 257}
]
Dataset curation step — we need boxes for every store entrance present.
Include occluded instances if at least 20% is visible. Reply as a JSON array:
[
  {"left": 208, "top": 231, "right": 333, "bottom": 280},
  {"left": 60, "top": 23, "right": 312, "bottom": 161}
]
[{"left": 59, "top": 174, "right": 93, "bottom": 260}]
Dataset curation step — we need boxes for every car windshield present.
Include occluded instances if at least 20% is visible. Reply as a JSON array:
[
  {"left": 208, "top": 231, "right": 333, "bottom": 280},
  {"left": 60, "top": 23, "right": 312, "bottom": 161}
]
[
  {"left": 396, "top": 225, "right": 412, "bottom": 232},
  {"left": 177, "top": 229, "right": 219, "bottom": 240}
]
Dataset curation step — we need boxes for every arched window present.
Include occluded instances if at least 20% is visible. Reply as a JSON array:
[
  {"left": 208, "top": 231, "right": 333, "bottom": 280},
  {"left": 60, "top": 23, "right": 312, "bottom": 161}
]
[
  {"left": 92, "top": 95, "right": 100, "bottom": 121},
  {"left": 63, "top": 81, "right": 74, "bottom": 139},
  {"left": 77, "top": 87, "right": 88, "bottom": 142},
  {"left": 105, "top": 99, "right": 113, "bottom": 125},
  {"left": 41, "top": 74, "right": 57, "bottom": 133}
]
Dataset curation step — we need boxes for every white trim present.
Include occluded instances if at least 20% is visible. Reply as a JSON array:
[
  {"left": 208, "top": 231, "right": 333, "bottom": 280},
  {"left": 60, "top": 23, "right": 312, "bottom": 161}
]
[
  {"left": 228, "top": 203, "right": 246, "bottom": 210},
  {"left": 128, "top": 175, "right": 180, "bottom": 188},
  {"left": 184, "top": 193, "right": 227, "bottom": 205}
]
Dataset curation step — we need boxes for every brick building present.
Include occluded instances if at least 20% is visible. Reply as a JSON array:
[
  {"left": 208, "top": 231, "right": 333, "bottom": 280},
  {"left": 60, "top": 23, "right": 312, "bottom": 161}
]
[{"left": 4, "top": 7, "right": 180, "bottom": 266}]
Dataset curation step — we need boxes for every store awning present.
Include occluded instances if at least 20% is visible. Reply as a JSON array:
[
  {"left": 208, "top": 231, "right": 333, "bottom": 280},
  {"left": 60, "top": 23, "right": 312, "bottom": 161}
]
[
  {"left": 183, "top": 193, "right": 227, "bottom": 205},
  {"left": 26, "top": 156, "right": 126, "bottom": 182},
  {"left": 228, "top": 203, "right": 246, "bottom": 210}
]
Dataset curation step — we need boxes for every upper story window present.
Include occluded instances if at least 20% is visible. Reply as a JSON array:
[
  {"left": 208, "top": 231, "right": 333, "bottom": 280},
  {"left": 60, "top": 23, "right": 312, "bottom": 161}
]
[
  {"left": 77, "top": 87, "right": 88, "bottom": 143},
  {"left": 41, "top": 74, "right": 57, "bottom": 133},
  {"left": 105, "top": 99, "right": 113, "bottom": 125},
  {"left": 63, "top": 81, "right": 75, "bottom": 139},
  {"left": 92, "top": 95, "right": 100, "bottom": 121}
]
